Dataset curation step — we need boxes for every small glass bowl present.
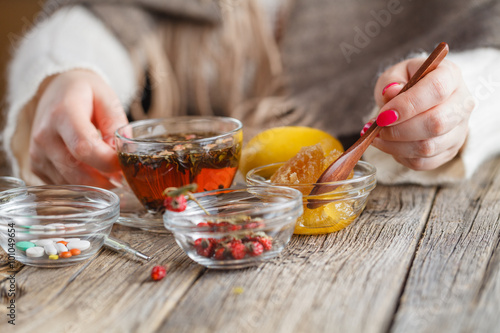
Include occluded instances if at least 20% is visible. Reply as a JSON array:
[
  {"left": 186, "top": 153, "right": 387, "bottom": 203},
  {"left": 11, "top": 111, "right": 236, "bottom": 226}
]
[
  {"left": 163, "top": 186, "right": 303, "bottom": 269},
  {"left": 115, "top": 117, "right": 243, "bottom": 230},
  {"left": 0, "top": 185, "right": 120, "bottom": 267},
  {"left": 0, "top": 176, "right": 25, "bottom": 192},
  {"left": 246, "top": 161, "right": 376, "bottom": 235}
]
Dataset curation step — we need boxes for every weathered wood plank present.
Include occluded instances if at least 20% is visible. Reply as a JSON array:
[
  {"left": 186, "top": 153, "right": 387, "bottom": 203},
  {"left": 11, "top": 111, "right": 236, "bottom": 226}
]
[
  {"left": 463, "top": 236, "right": 500, "bottom": 333},
  {"left": 157, "top": 184, "right": 437, "bottom": 333},
  {"left": 0, "top": 225, "right": 204, "bottom": 333},
  {"left": 390, "top": 158, "right": 500, "bottom": 333}
]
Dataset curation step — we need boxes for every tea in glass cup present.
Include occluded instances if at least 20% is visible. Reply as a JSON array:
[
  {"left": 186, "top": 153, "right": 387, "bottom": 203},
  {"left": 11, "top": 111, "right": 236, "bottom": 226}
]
[{"left": 115, "top": 117, "right": 243, "bottom": 212}]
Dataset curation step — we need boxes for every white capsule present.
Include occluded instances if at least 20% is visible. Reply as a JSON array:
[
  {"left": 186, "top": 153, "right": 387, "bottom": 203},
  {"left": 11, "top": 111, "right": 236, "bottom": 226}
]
[
  {"left": 32, "top": 239, "right": 54, "bottom": 246},
  {"left": 55, "top": 243, "right": 68, "bottom": 254},
  {"left": 67, "top": 240, "right": 91, "bottom": 251},
  {"left": 44, "top": 243, "right": 58, "bottom": 256},
  {"left": 26, "top": 247, "right": 45, "bottom": 258}
]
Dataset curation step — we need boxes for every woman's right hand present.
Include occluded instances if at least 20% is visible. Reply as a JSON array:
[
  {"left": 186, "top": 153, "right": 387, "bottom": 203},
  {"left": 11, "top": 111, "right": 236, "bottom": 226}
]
[{"left": 30, "top": 69, "right": 128, "bottom": 188}]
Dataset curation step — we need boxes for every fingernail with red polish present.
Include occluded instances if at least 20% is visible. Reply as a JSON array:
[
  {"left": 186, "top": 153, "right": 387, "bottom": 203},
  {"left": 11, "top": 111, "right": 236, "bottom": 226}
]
[
  {"left": 360, "top": 122, "right": 373, "bottom": 136},
  {"left": 382, "top": 82, "right": 401, "bottom": 96},
  {"left": 376, "top": 110, "right": 398, "bottom": 126}
]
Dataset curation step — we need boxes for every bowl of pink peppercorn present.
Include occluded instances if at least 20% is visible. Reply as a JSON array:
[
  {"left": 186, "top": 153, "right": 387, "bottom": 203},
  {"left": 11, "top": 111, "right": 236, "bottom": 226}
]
[{"left": 163, "top": 186, "right": 303, "bottom": 269}]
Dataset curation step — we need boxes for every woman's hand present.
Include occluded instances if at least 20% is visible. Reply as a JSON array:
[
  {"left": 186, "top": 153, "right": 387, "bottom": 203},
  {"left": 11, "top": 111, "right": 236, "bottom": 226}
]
[
  {"left": 365, "top": 58, "right": 474, "bottom": 170},
  {"left": 30, "top": 70, "right": 128, "bottom": 187}
]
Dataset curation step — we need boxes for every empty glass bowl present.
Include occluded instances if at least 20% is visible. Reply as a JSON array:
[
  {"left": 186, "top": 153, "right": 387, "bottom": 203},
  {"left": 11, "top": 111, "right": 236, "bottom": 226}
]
[
  {"left": 246, "top": 161, "right": 376, "bottom": 235},
  {"left": 163, "top": 186, "right": 303, "bottom": 269},
  {"left": 0, "top": 185, "right": 120, "bottom": 267}
]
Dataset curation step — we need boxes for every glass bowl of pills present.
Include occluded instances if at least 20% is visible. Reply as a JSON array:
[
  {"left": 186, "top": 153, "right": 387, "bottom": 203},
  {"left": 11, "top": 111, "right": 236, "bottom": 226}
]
[
  {"left": 246, "top": 160, "right": 376, "bottom": 235},
  {"left": 163, "top": 186, "right": 303, "bottom": 269},
  {"left": 0, "top": 185, "right": 120, "bottom": 267}
]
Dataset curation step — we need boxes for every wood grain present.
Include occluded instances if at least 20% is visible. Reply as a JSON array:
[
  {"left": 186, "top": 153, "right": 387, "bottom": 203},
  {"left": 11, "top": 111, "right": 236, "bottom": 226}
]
[
  {"left": 0, "top": 225, "right": 205, "bottom": 333},
  {"left": 2, "top": 158, "right": 500, "bottom": 332},
  {"left": 390, "top": 158, "right": 500, "bottom": 333},
  {"left": 158, "top": 185, "right": 437, "bottom": 333}
]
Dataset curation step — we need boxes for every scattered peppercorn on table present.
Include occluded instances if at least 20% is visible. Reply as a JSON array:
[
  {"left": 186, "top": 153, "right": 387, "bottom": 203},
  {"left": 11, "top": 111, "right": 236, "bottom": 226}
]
[{"left": 2, "top": 156, "right": 500, "bottom": 333}]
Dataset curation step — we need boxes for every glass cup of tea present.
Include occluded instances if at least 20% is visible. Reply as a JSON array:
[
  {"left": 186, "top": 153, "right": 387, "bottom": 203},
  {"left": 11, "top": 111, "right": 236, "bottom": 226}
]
[{"left": 115, "top": 116, "right": 243, "bottom": 213}]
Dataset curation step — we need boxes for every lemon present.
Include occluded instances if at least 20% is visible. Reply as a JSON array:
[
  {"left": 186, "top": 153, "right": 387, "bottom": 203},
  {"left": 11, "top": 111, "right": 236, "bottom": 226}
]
[
  {"left": 240, "top": 126, "right": 343, "bottom": 177},
  {"left": 294, "top": 201, "right": 356, "bottom": 235}
]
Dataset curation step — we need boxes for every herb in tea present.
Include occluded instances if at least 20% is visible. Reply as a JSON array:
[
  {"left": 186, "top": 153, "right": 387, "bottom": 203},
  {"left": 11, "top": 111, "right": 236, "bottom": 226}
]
[{"left": 118, "top": 132, "right": 241, "bottom": 212}]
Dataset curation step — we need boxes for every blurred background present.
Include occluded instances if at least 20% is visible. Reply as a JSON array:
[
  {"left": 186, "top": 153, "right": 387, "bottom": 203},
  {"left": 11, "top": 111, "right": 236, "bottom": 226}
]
[{"left": 0, "top": 1, "right": 40, "bottom": 174}]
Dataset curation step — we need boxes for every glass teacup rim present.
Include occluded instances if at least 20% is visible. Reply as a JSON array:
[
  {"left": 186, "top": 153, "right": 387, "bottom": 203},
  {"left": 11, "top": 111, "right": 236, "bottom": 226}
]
[{"left": 115, "top": 116, "right": 243, "bottom": 145}]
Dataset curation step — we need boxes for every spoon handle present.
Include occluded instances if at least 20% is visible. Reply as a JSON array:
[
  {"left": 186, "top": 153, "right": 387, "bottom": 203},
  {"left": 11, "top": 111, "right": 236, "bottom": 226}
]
[{"left": 307, "top": 42, "right": 449, "bottom": 209}]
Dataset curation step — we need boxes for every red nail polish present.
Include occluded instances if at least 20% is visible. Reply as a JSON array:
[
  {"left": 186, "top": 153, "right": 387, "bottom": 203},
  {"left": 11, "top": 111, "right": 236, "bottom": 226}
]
[
  {"left": 360, "top": 122, "right": 373, "bottom": 136},
  {"left": 376, "top": 110, "right": 398, "bottom": 126},
  {"left": 382, "top": 82, "right": 400, "bottom": 96}
]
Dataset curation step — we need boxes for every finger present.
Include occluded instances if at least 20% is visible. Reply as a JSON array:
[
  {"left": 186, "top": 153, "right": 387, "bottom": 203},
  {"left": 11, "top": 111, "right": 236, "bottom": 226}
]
[
  {"left": 55, "top": 92, "right": 122, "bottom": 173},
  {"left": 377, "top": 85, "right": 472, "bottom": 142},
  {"left": 48, "top": 136, "right": 115, "bottom": 188},
  {"left": 376, "top": 61, "right": 461, "bottom": 127},
  {"left": 372, "top": 122, "right": 468, "bottom": 160},
  {"left": 30, "top": 148, "right": 67, "bottom": 185},
  {"left": 374, "top": 58, "right": 414, "bottom": 107},
  {"left": 30, "top": 131, "right": 68, "bottom": 184},
  {"left": 92, "top": 82, "right": 129, "bottom": 141},
  {"left": 381, "top": 82, "right": 405, "bottom": 105},
  {"left": 391, "top": 145, "right": 463, "bottom": 171}
]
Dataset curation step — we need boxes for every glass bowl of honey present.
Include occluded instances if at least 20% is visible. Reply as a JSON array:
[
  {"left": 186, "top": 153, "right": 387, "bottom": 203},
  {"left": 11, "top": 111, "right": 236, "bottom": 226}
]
[
  {"left": 246, "top": 161, "right": 376, "bottom": 234},
  {"left": 115, "top": 117, "right": 243, "bottom": 230}
]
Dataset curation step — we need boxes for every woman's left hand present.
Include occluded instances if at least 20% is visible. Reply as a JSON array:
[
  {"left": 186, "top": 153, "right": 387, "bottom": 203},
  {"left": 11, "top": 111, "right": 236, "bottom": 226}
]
[{"left": 365, "top": 58, "right": 474, "bottom": 170}]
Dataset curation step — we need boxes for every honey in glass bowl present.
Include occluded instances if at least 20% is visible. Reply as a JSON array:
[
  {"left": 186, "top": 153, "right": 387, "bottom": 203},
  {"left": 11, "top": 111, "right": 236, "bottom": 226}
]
[
  {"left": 246, "top": 145, "right": 376, "bottom": 235},
  {"left": 115, "top": 117, "right": 243, "bottom": 212}
]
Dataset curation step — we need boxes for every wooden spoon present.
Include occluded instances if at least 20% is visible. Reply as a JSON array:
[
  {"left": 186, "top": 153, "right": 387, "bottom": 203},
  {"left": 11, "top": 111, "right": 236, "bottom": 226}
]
[{"left": 307, "top": 42, "right": 449, "bottom": 209}]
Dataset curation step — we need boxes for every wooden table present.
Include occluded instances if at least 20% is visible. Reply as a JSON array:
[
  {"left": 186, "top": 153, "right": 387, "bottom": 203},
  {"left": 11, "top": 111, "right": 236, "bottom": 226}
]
[{"left": 1, "top": 157, "right": 500, "bottom": 333}]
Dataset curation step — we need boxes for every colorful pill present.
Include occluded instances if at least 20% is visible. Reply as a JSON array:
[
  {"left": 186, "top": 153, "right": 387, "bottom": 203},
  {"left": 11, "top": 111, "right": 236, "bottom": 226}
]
[
  {"left": 48, "top": 254, "right": 59, "bottom": 260},
  {"left": 69, "top": 249, "right": 81, "bottom": 256},
  {"left": 15, "top": 241, "right": 36, "bottom": 251},
  {"left": 60, "top": 251, "right": 72, "bottom": 258},
  {"left": 56, "top": 240, "right": 68, "bottom": 246}
]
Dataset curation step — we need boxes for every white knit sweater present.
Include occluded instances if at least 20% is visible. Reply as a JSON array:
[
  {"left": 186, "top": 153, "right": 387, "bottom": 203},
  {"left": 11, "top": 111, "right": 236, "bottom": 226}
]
[{"left": 3, "top": 6, "right": 500, "bottom": 185}]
